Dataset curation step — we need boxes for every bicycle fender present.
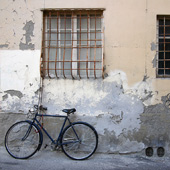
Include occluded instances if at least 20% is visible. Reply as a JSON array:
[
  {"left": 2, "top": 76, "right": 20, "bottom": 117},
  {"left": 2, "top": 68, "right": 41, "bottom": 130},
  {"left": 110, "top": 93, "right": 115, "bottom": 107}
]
[{"left": 25, "top": 120, "right": 43, "bottom": 151}]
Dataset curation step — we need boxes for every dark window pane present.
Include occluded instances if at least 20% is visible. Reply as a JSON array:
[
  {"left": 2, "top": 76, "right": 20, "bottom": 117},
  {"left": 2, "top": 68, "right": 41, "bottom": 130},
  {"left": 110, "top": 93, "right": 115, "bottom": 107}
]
[
  {"left": 165, "top": 69, "right": 170, "bottom": 75},
  {"left": 165, "top": 52, "right": 170, "bottom": 59},
  {"left": 159, "top": 19, "right": 164, "bottom": 26},
  {"left": 159, "top": 26, "right": 164, "bottom": 35},
  {"left": 159, "top": 61, "right": 164, "bottom": 68},
  {"left": 159, "top": 43, "right": 164, "bottom": 51},
  {"left": 165, "top": 39, "right": 170, "bottom": 50},
  {"left": 159, "top": 52, "right": 164, "bottom": 59},
  {"left": 165, "top": 61, "right": 170, "bottom": 68},
  {"left": 165, "top": 19, "right": 170, "bottom": 25},
  {"left": 165, "top": 27, "right": 170, "bottom": 36},
  {"left": 158, "top": 69, "right": 164, "bottom": 75},
  {"left": 165, "top": 43, "right": 170, "bottom": 51}
]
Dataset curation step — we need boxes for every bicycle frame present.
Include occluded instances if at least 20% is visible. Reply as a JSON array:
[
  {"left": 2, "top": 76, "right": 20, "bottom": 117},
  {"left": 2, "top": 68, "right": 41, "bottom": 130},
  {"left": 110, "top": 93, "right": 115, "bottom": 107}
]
[{"left": 32, "top": 113, "right": 79, "bottom": 146}]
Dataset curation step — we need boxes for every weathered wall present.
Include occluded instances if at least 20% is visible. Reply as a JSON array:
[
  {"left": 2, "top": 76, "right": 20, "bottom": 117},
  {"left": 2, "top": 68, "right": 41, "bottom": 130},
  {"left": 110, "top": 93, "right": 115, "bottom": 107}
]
[{"left": 1, "top": 0, "right": 170, "bottom": 155}]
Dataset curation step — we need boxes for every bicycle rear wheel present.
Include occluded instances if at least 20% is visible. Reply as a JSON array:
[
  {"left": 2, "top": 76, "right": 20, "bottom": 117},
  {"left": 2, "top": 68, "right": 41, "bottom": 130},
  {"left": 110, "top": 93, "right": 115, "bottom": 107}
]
[
  {"left": 61, "top": 122, "right": 98, "bottom": 160},
  {"left": 5, "top": 121, "right": 41, "bottom": 159}
]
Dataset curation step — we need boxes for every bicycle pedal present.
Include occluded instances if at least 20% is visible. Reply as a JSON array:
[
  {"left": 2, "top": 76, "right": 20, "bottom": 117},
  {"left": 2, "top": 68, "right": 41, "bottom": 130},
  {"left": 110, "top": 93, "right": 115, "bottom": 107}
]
[
  {"left": 44, "top": 144, "right": 48, "bottom": 149},
  {"left": 51, "top": 143, "right": 58, "bottom": 151}
]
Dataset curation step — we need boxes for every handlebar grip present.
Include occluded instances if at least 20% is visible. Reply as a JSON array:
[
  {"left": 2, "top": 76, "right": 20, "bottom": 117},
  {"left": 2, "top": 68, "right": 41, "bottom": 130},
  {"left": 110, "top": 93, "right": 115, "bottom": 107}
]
[
  {"left": 34, "top": 105, "right": 47, "bottom": 111},
  {"left": 39, "top": 105, "right": 47, "bottom": 111}
]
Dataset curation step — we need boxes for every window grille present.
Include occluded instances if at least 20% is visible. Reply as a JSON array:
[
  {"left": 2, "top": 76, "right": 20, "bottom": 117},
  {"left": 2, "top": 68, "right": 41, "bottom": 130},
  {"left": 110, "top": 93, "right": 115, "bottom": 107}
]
[
  {"left": 41, "top": 10, "right": 104, "bottom": 79},
  {"left": 157, "top": 16, "right": 170, "bottom": 78}
]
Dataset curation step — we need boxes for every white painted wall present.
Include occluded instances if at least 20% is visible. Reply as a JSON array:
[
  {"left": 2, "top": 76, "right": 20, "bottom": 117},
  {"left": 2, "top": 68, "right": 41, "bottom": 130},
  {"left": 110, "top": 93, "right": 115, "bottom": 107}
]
[{"left": 0, "top": 50, "right": 40, "bottom": 113}]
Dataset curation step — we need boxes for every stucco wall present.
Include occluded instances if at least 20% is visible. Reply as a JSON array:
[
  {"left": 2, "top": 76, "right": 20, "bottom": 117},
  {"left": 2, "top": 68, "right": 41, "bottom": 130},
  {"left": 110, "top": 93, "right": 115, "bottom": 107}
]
[{"left": 1, "top": 0, "right": 170, "bottom": 155}]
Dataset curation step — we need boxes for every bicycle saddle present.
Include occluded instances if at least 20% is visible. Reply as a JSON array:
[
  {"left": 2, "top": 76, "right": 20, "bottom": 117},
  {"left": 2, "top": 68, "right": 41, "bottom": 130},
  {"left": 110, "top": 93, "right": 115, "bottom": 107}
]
[{"left": 62, "top": 108, "right": 76, "bottom": 114}]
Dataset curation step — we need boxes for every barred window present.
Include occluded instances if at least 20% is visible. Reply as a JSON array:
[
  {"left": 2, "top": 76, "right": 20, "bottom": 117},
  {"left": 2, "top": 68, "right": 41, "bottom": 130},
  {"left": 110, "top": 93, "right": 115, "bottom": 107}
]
[
  {"left": 41, "top": 10, "right": 104, "bottom": 79},
  {"left": 157, "top": 16, "right": 170, "bottom": 77}
]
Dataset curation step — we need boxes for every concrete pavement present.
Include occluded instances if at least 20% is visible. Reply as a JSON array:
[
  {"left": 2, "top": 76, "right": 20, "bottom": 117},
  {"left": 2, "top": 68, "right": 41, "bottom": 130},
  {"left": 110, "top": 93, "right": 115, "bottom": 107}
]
[{"left": 0, "top": 146, "right": 170, "bottom": 170}]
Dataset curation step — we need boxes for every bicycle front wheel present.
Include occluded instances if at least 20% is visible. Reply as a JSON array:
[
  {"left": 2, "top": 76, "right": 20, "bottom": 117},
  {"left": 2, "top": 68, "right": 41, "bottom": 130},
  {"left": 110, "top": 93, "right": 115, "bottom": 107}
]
[
  {"left": 61, "top": 122, "right": 98, "bottom": 160},
  {"left": 5, "top": 121, "right": 41, "bottom": 159}
]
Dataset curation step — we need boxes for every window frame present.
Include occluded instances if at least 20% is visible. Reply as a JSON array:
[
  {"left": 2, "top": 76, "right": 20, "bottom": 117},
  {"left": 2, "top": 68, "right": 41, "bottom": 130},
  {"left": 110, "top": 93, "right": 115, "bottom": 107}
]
[
  {"left": 157, "top": 15, "right": 170, "bottom": 78},
  {"left": 41, "top": 9, "right": 104, "bottom": 79}
]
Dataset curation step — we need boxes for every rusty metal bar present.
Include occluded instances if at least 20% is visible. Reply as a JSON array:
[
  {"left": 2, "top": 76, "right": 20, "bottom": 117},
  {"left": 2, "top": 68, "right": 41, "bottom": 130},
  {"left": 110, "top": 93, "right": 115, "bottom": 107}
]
[
  {"left": 42, "top": 60, "right": 102, "bottom": 62},
  {"left": 94, "top": 11, "right": 97, "bottom": 79},
  {"left": 78, "top": 11, "right": 81, "bottom": 79},
  {"left": 47, "top": 12, "right": 52, "bottom": 78},
  {"left": 41, "top": 12, "right": 46, "bottom": 78},
  {"left": 70, "top": 12, "right": 74, "bottom": 79},
  {"left": 44, "top": 45, "right": 103, "bottom": 48},
  {"left": 43, "top": 16, "right": 104, "bottom": 20},
  {"left": 101, "top": 12, "right": 104, "bottom": 79},
  {"left": 42, "top": 68, "right": 102, "bottom": 70},
  {"left": 86, "top": 12, "right": 89, "bottom": 78},
  {"left": 62, "top": 13, "right": 66, "bottom": 78},
  {"left": 44, "top": 31, "right": 103, "bottom": 34},
  {"left": 164, "top": 17, "right": 166, "bottom": 76},
  {"left": 55, "top": 12, "right": 59, "bottom": 78}
]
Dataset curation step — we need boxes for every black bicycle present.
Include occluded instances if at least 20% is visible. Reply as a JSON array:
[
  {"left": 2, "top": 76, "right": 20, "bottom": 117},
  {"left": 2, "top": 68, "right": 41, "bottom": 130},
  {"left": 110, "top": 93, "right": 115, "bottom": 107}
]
[{"left": 4, "top": 105, "right": 98, "bottom": 160}]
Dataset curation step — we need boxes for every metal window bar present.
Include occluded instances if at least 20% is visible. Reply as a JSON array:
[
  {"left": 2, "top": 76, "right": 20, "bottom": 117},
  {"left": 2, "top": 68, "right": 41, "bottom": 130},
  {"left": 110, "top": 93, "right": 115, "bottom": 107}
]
[
  {"left": 47, "top": 12, "right": 52, "bottom": 78},
  {"left": 157, "top": 16, "right": 170, "bottom": 77},
  {"left": 86, "top": 12, "right": 89, "bottom": 78},
  {"left": 41, "top": 10, "right": 104, "bottom": 79},
  {"left": 78, "top": 11, "right": 82, "bottom": 79},
  {"left": 94, "top": 11, "right": 97, "bottom": 78},
  {"left": 54, "top": 11, "right": 59, "bottom": 78},
  {"left": 63, "top": 13, "right": 66, "bottom": 78},
  {"left": 70, "top": 12, "right": 74, "bottom": 79}
]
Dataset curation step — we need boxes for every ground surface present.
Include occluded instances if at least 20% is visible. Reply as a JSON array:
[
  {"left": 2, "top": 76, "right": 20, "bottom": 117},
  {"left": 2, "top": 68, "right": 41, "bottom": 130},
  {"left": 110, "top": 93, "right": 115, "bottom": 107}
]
[{"left": 0, "top": 146, "right": 170, "bottom": 170}]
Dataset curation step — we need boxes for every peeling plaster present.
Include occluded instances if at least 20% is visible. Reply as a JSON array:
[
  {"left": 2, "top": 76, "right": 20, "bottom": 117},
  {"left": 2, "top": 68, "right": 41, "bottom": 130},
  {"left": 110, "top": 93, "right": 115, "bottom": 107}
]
[
  {"left": 42, "top": 71, "right": 145, "bottom": 138},
  {"left": 4, "top": 90, "right": 23, "bottom": 99},
  {"left": 151, "top": 42, "right": 157, "bottom": 51},
  {"left": 19, "top": 21, "right": 35, "bottom": 50},
  {"left": 39, "top": 70, "right": 165, "bottom": 154},
  {"left": 152, "top": 57, "right": 157, "bottom": 68},
  {"left": 0, "top": 44, "right": 9, "bottom": 48}
]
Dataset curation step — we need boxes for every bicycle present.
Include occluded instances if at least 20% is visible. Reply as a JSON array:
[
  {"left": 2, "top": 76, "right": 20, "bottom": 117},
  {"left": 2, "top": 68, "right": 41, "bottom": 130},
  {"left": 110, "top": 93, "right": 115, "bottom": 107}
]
[{"left": 4, "top": 105, "right": 98, "bottom": 160}]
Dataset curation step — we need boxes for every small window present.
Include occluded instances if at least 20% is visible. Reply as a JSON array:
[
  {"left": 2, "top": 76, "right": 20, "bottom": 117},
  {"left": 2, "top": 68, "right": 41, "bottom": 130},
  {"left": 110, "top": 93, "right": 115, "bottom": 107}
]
[
  {"left": 41, "top": 10, "right": 104, "bottom": 79},
  {"left": 157, "top": 16, "right": 170, "bottom": 78}
]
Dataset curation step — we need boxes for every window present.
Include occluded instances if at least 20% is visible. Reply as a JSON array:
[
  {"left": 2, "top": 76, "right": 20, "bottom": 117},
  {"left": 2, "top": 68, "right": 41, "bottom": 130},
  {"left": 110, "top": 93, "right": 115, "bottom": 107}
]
[
  {"left": 157, "top": 16, "right": 170, "bottom": 78},
  {"left": 41, "top": 10, "right": 104, "bottom": 79}
]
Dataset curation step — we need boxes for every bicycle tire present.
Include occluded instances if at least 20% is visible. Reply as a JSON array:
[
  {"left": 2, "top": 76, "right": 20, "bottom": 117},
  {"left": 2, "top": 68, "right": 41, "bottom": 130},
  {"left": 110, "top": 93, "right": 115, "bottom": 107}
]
[
  {"left": 61, "top": 122, "right": 98, "bottom": 160},
  {"left": 5, "top": 120, "right": 42, "bottom": 159}
]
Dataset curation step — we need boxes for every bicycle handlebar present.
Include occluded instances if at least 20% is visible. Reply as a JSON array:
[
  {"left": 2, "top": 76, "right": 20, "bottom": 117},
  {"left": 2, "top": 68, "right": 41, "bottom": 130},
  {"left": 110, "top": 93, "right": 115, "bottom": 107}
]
[{"left": 34, "top": 105, "right": 47, "bottom": 111}]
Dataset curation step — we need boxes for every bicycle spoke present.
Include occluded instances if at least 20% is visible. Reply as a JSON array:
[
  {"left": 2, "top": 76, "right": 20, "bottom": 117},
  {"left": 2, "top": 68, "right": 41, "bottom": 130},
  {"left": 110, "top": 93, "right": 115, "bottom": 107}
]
[
  {"left": 61, "top": 122, "right": 98, "bottom": 160},
  {"left": 5, "top": 121, "right": 41, "bottom": 159}
]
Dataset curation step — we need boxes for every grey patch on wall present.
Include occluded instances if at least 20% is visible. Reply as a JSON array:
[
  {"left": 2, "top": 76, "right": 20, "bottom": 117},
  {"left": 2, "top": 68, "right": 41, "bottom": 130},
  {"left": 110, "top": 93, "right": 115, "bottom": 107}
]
[
  {"left": 143, "top": 75, "right": 149, "bottom": 82},
  {"left": 0, "top": 44, "right": 9, "bottom": 48},
  {"left": 2, "top": 94, "right": 8, "bottom": 101},
  {"left": 152, "top": 54, "right": 157, "bottom": 68},
  {"left": 136, "top": 95, "right": 170, "bottom": 147},
  {"left": 98, "top": 129, "right": 119, "bottom": 153},
  {"left": 19, "top": 20, "right": 35, "bottom": 50},
  {"left": 151, "top": 42, "right": 157, "bottom": 68},
  {"left": 151, "top": 42, "right": 157, "bottom": 51},
  {"left": 4, "top": 90, "right": 23, "bottom": 98}
]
